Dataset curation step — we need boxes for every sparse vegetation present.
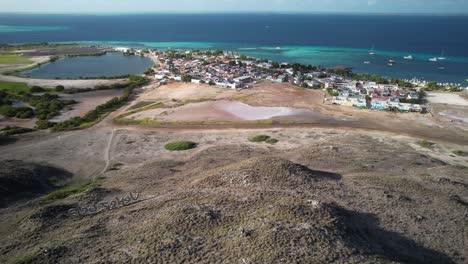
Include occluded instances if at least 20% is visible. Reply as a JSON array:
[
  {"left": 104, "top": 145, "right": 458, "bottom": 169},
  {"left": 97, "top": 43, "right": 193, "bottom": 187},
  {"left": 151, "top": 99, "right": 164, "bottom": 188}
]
[
  {"left": 42, "top": 182, "right": 97, "bottom": 201},
  {"left": 248, "top": 135, "right": 271, "bottom": 142},
  {"left": 10, "top": 250, "right": 40, "bottom": 264},
  {"left": 0, "top": 54, "right": 32, "bottom": 65},
  {"left": 129, "top": 101, "right": 156, "bottom": 110},
  {"left": 0, "top": 126, "right": 36, "bottom": 136},
  {"left": 452, "top": 150, "right": 468, "bottom": 157},
  {"left": 326, "top": 88, "right": 339, "bottom": 97},
  {"left": 0, "top": 80, "right": 30, "bottom": 94},
  {"left": 51, "top": 76, "right": 149, "bottom": 131},
  {"left": 164, "top": 141, "right": 197, "bottom": 151},
  {"left": 55, "top": 85, "right": 65, "bottom": 92},
  {"left": 418, "top": 140, "right": 435, "bottom": 149},
  {"left": 266, "top": 138, "right": 279, "bottom": 144}
]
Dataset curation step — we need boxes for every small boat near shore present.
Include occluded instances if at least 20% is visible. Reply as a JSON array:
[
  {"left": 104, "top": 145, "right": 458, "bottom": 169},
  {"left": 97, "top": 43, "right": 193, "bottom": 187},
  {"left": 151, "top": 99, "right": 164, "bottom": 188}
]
[
  {"left": 404, "top": 55, "right": 413, "bottom": 60},
  {"left": 429, "top": 57, "right": 438, "bottom": 62},
  {"left": 438, "top": 50, "right": 447, "bottom": 60},
  {"left": 369, "top": 44, "right": 375, "bottom": 55}
]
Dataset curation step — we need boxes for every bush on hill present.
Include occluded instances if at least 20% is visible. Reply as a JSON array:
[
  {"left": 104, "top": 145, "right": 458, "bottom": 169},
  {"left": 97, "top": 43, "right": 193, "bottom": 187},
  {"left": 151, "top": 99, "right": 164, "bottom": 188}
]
[
  {"left": 165, "top": 141, "right": 197, "bottom": 151},
  {"left": 248, "top": 135, "right": 271, "bottom": 143}
]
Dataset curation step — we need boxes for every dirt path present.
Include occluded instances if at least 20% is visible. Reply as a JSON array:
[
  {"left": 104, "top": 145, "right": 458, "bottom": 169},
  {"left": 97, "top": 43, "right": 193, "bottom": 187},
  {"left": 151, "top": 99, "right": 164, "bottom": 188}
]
[{"left": 96, "top": 129, "right": 116, "bottom": 180}]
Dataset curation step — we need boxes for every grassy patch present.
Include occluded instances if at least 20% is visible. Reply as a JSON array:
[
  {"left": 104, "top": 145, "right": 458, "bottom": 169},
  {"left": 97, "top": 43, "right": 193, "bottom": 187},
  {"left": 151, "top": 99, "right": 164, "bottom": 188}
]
[
  {"left": 418, "top": 140, "right": 435, "bottom": 149},
  {"left": 165, "top": 141, "right": 197, "bottom": 151},
  {"left": 0, "top": 54, "right": 32, "bottom": 65},
  {"left": 452, "top": 150, "right": 468, "bottom": 157},
  {"left": 128, "top": 101, "right": 156, "bottom": 110},
  {"left": 156, "top": 159, "right": 185, "bottom": 169},
  {"left": 180, "top": 98, "right": 214, "bottom": 105},
  {"left": 0, "top": 80, "right": 29, "bottom": 94},
  {"left": 248, "top": 135, "right": 271, "bottom": 143},
  {"left": 42, "top": 182, "right": 97, "bottom": 201},
  {"left": 11, "top": 250, "right": 40, "bottom": 264}
]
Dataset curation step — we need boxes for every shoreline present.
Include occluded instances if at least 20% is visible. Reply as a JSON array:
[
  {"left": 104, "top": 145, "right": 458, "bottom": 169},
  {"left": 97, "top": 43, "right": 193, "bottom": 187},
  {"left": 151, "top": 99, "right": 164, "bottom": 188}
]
[{"left": 48, "top": 41, "right": 468, "bottom": 84}]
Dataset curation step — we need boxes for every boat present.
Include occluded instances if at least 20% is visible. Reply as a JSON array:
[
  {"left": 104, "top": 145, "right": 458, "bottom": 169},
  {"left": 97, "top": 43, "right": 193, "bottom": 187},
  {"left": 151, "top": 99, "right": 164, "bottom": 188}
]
[
  {"left": 388, "top": 59, "right": 396, "bottom": 63},
  {"left": 404, "top": 55, "right": 413, "bottom": 60},
  {"left": 429, "top": 57, "right": 438, "bottom": 62},
  {"left": 387, "top": 63, "right": 394, "bottom": 66},
  {"left": 369, "top": 44, "right": 375, "bottom": 55},
  {"left": 438, "top": 50, "right": 447, "bottom": 60},
  {"left": 364, "top": 61, "right": 371, "bottom": 64}
]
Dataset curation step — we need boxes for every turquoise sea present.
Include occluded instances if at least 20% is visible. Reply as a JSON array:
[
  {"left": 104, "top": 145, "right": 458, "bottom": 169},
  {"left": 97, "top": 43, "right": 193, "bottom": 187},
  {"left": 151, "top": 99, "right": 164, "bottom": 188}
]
[{"left": 1, "top": 13, "right": 468, "bottom": 84}]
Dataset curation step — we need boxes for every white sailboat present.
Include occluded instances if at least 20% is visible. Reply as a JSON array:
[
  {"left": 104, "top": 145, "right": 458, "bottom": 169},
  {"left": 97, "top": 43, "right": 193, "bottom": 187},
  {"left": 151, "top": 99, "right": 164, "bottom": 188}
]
[
  {"left": 429, "top": 57, "right": 438, "bottom": 62},
  {"left": 438, "top": 50, "right": 447, "bottom": 60},
  {"left": 404, "top": 55, "right": 413, "bottom": 60},
  {"left": 369, "top": 44, "right": 375, "bottom": 55}
]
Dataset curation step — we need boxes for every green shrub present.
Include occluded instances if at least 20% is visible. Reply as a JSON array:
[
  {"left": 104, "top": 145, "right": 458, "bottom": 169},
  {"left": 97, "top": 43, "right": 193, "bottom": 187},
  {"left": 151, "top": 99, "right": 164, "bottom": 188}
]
[
  {"left": 0, "top": 105, "right": 17, "bottom": 117},
  {"left": 418, "top": 140, "right": 435, "bottom": 149},
  {"left": 326, "top": 88, "right": 339, "bottom": 97},
  {"left": 35, "top": 120, "right": 56, "bottom": 129},
  {"left": 0, "top": 105, "right": 34, "bottom": 119},
  {"left": 30, "top": 86, "right": 45, "bottom": 93},
  {"left": 452, "top": 150, "right": 468, "bottom": 157},
  {"left": 165, "top": 141, "right": 197, "bottom": 151},
  {"left": 55, "top": 85, "right": 65, "bottom": 92},
  {"left": 266, "top": 138, "right": 279, "bottom": 144},
  {"left": 0, "top": 126, "right": 36, "bottom": 136},
  {"left": 248, "top": 135, "right": 271, "bottom": 142}
]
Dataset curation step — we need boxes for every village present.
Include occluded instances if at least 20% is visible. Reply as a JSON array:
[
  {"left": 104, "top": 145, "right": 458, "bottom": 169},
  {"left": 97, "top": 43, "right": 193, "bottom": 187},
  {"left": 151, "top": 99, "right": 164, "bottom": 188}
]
[{"left": 135, "top": 48, "right": 461, "bottom": 113}]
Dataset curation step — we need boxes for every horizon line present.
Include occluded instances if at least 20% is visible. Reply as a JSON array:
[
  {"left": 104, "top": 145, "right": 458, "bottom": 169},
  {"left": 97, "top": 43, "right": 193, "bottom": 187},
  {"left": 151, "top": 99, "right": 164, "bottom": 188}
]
[{"left": 1, "top": 11, "right": 468, "bottom": 16}]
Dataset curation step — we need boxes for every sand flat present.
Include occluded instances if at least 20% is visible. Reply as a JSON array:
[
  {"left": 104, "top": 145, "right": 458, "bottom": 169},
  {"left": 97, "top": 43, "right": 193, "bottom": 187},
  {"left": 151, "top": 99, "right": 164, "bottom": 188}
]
[
  {"left": 427, "top": 93, "right": 468, "bottom": 106},
  {"left": 215, "top": 101, "right": 312, "bottom": 120}
]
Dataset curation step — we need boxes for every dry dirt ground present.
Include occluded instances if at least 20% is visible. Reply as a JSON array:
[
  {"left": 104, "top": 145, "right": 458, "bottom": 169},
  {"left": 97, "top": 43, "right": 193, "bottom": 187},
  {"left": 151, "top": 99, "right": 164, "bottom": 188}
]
[
  {"left": 50, "top": 89, "right": 124, "bottom": 122},
  {"left": 0, "top": 81, "right": 467, "bottom": 263},
  {"left": 0, "top": 126, "right": 467, "bottom": 263},
  {"left": 119, "top": 81, "right": 468, "bottom": 145}
]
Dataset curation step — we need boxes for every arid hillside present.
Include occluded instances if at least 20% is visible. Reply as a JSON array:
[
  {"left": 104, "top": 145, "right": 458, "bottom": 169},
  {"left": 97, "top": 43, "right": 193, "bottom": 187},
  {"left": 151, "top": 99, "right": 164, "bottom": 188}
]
[{"left": 0, "top": 128, "right": 466, "bottom": 263}]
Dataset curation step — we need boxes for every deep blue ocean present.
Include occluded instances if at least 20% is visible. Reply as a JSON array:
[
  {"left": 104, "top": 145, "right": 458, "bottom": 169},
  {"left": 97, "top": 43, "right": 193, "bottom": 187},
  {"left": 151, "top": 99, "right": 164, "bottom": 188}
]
[{"left": 1, "top": 13, "right": 468, "bottom": 83}]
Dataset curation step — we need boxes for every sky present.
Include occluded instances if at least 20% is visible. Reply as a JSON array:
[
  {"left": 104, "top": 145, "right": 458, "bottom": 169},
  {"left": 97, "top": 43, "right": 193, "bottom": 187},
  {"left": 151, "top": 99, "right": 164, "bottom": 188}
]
[{"left": 1, "top": 0, "right": 468, "bottom": 14}]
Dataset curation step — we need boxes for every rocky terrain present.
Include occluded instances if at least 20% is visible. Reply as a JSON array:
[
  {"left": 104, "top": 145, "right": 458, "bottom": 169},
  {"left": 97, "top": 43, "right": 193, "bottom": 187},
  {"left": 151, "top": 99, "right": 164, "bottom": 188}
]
[{"left": 0, "top": 127, "right": 466, "bottom": 263}]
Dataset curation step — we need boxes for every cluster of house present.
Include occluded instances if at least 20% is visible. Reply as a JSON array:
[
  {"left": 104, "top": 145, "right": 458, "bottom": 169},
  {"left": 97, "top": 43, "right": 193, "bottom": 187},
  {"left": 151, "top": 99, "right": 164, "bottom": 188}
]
[
  {"left": 149, "top": 50, "right": 317, "bottom": 89},
  {"left": 327, "top": 81, "right": 423, "bottom": 112},
  {"left": 147, "top": 49, "right": 424, "bottom": 112}
]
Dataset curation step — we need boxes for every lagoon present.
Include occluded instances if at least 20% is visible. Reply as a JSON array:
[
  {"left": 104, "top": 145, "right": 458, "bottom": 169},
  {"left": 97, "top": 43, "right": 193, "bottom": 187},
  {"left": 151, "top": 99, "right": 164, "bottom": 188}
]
[{"left": 17, "top": 52, "right": 153, "bottom": 79}]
